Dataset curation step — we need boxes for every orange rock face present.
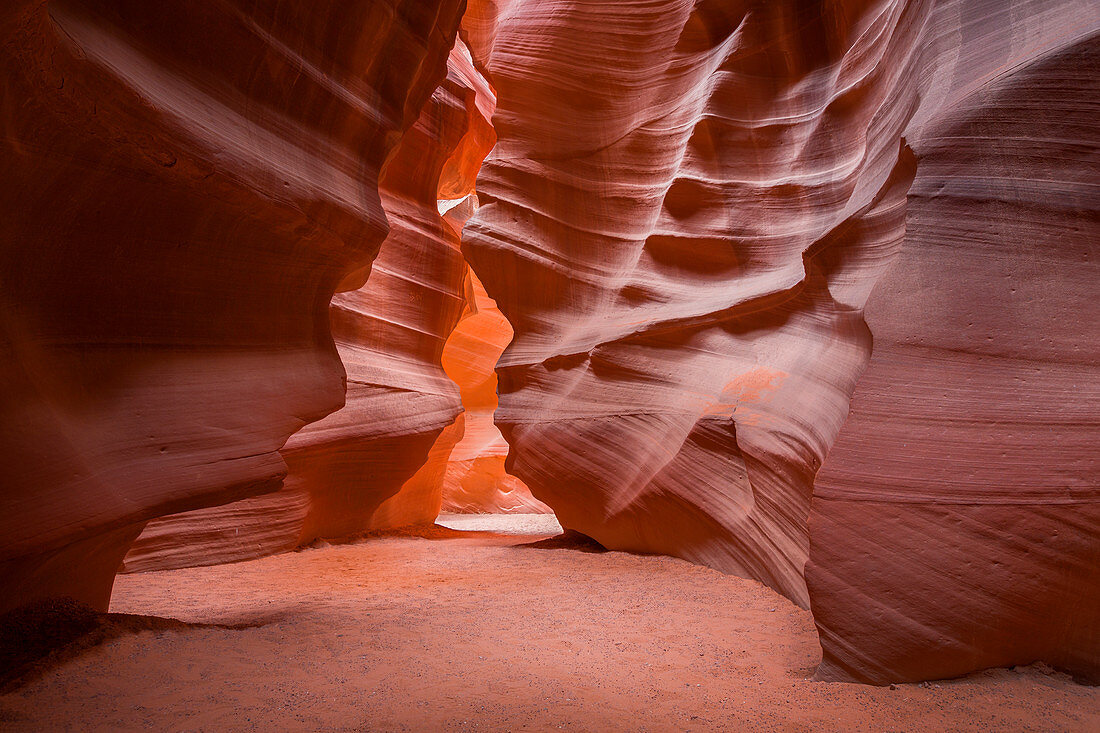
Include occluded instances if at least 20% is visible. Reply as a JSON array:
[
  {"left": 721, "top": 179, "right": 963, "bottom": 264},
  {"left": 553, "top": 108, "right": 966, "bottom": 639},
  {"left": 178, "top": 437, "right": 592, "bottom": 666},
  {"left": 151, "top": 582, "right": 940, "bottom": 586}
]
[
  {"left": 266, "top": 37, "right": 495, "bottom": 546},
  {"left": 0, "top": 0, "right": 466, "bottom": 610},
  {"left": 462, "top": 0, "right": 1099, "bottom": 684},
  {"left": 440, "top": 270, "right": 552, "bottom": 514}
]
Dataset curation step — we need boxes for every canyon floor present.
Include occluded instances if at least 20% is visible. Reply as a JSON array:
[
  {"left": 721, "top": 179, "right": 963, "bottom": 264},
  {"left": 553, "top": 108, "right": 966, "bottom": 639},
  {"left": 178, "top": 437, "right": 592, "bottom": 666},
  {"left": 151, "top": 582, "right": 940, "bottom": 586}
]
[{"left": 1, "top": 514, "right": 1096, "bottom": 732}]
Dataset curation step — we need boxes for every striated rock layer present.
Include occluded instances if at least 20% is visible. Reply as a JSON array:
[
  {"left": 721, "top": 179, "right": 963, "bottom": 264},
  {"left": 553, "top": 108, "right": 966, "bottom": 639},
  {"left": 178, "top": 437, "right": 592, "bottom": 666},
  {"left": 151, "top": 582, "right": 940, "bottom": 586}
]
[
  {"left": 463, "top": 0, "right": 1099, "bottom": 683},
  {"left": 3, "top": 0, "right": 1096, "bottom": 688},
  {"left": 465, "top": 0, "right": 928, "bottom": 610},
  {"left": 806, "top": 4, "right": 1100, "bottom": 683},
  {"left": 0, "top": 0, "right": 467, "bottom": 609},
  {"left": 124, "top": 37, "right": 498, "bottom": 572}
]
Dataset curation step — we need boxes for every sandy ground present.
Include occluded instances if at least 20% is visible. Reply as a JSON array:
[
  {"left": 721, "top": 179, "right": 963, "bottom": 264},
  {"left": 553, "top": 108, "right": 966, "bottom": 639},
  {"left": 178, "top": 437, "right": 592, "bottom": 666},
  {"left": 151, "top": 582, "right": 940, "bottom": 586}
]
[
  {"left": 436, "top": 513, "right": 564, "bottom": 535},
  {"left": 1, "top": 516, "right": 1096, "bottom": 732}
]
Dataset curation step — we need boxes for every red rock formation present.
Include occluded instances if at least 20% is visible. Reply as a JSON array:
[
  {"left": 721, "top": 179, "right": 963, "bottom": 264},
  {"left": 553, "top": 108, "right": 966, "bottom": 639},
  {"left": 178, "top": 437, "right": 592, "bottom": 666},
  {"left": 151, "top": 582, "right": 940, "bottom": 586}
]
[
  {"left": 806, "top": 2, "right": 1100, "bottom": 684},
  {"left": 0, "top": 0, "right": 466, "bottom": 610},
  {"left": 278, "top": 38, "right": 487, "bottom": 546},
  {"left": 462, "top": 0, "right": 1099, "bottom": 684},
  {"left": 4, "top": 0, "right": 1096, "bottom": 688},
  {"left": 124, "top": 36, "right": 498, "bottom": 571},
  {"left": 463, "top": 0, "right": 925, "bottom": 608}
]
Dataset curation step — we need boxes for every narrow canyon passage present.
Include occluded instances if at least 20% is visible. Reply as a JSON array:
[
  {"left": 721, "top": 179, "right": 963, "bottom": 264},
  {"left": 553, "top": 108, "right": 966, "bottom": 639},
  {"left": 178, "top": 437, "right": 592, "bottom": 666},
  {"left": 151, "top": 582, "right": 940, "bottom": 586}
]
[
  {"left": 2, "top": 519, "right": 1096, "bottom": 732},
  {"left": 0, "top": 0, "right": 1097, "bottom": 727}
]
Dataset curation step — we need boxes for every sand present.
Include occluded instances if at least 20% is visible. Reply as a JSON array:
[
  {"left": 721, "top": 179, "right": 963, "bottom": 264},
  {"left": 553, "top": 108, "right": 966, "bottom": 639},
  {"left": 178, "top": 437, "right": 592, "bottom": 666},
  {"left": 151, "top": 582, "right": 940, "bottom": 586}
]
[{"left": 1, "top": 515, "right": 1096, "bottom": 732}]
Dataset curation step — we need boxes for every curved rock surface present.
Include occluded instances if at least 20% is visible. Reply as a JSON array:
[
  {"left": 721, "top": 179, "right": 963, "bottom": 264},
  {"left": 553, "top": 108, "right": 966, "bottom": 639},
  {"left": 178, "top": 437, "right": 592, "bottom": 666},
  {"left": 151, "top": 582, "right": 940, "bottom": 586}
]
[
  {"left": 0, "top": 0, "right": 466, "bottom": 609},
  {"left": 462, "top": 0, "right": 1099, "bottom": 683},
  {"left": 2, "top": 0, "right": 1096, "bottom": 689},
  {"left": 807, "top": 4, "right": 1100, "bottom": 683},
  {"left": 125, "top": 37, "right": 497, "bottom": 572},
  {"left": 464, "top": 0, "right": 926, "bottom": 609}
]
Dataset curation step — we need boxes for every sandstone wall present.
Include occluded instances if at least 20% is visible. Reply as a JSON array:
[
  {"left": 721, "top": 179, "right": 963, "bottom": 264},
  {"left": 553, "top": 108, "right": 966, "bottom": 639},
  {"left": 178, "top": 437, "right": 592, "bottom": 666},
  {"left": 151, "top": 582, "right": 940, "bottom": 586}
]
[
  {"left": 123, "top": 37, "right": 496, "bottom": 571},
  {"left": 0, "top": 0, "right": 466, "bottom": 610},
  {"left": 2, "top": 0, "right": 1096, "bottom": 686},
  {"left": 461, "top": 0, "right": 1099, "bottom": 683}
]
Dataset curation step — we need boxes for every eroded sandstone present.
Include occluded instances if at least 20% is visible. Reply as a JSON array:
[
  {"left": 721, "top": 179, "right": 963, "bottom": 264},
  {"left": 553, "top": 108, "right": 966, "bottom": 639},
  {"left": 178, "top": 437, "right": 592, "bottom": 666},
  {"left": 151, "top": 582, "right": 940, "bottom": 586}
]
[
  {"left": 124, "top": 36, "right": 497, "bottom": 571},
  {"left": 461, "top": 0, "right": 1099, "bottom": 683},
  {"left": 1, "top": 0, "right": 1096, "bottom": 689},
  {"left": 0, "top": 0, "right": 466, "bottom": 609}
]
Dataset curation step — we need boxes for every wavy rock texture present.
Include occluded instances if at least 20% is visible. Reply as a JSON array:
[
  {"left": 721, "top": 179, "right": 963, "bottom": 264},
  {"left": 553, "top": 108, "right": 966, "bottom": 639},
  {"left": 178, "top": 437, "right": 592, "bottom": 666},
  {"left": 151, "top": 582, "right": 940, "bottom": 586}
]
[
  {"left": 807, "top": 2, "right": 1100, "bottom": 684},
  {"left": 464, "top": 0, "right": 926, "bottom": 608},
  {"left": 124, "top": 38, "right": 497, "bottom": 572},
  {"left": 4, "top": 0, "right": 1096, "bottom": 689},
  {"left": 463, "top": 0, "right": 1099, "bottom": 683},
  {"left": 0, "top": 0, "right": 466, "bottom": 609}
]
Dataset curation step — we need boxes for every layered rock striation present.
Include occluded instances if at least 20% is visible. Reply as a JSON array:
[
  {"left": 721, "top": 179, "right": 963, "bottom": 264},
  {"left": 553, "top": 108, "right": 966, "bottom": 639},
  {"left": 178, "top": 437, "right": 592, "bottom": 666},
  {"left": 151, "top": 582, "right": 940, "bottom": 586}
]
[
  {"left": 462, "top": 0, "right": 1099, "bottom": 683},
  {"left": 124, "top": 37, "right": 498, "bottom": 572},
  {"left": 2, "top": 0, "right": 1096, "bottom": 687},
  {"left": 464, "top": 0, "right": 927, "bottom": 609},
  {"left": 0, "top": 0, "right": 467, "bottom": 609},
  {"left": 807, "top": 3, "right": 1100, "bottom": 683}
]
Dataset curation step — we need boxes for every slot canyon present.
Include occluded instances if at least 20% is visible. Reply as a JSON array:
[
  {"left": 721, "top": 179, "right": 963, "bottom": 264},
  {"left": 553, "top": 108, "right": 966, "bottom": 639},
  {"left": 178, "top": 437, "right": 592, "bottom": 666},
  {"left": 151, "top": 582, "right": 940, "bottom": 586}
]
[{"left": 0, "top": 0, "right": 1097, "bottom": 729}]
